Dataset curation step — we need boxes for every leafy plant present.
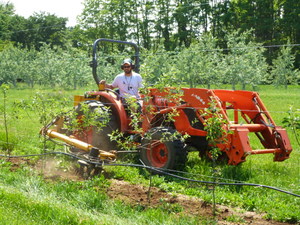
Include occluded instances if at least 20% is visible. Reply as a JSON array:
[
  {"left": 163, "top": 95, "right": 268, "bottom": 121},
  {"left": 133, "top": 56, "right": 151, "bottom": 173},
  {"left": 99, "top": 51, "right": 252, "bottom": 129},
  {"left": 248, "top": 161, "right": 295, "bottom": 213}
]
[
  {"left": 271, "top": 41, "right": 299, "bottom": 89},
  {"left": 200, "top": 99, "right": 231, "bottom": 216},
  {"left": 282, "top": 106, "right": 300, "bottom": 147},
  {"left": 223, "top": 30, "right": 267, "bottom": 90},
  {"left": 201, "top": 100, "right": 229, "bottom": 160},
  {"left": 0, "top": 84, "right": 14, "bottom": 155},
  {"left": 65, "top": 102, "right": 110, "bottom": 138}
]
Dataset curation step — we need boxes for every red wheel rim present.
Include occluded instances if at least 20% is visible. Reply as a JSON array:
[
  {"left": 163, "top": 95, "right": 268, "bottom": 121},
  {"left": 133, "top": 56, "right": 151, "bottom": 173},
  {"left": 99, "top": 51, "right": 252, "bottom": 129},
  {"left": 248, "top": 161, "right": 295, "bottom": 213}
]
[
  {"left": 73, "top": 127, "right": 93, "bottom": 144},
  {"left": 147, "top": 141, "right": 168, "bottom": 167},
  {"left": 73, "top": 115, "right": 94, "bottom": 144}
]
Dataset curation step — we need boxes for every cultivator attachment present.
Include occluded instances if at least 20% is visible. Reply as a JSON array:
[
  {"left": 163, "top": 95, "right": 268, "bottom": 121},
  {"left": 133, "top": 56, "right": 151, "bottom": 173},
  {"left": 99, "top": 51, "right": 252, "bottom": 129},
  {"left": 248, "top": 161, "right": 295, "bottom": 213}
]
[
  {"left": 41, "top": 116, "right": 116, "bottom": 178},
  {"left": 46, "top": 128, "right": 116, "bottom": 160}
]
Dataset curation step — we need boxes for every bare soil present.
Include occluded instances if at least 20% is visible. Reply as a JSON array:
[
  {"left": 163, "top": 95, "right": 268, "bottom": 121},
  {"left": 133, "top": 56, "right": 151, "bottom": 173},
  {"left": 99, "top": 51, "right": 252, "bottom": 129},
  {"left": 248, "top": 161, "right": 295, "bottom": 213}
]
[{"left": 6, "top": 157, "right": 292, "bottom": 224}]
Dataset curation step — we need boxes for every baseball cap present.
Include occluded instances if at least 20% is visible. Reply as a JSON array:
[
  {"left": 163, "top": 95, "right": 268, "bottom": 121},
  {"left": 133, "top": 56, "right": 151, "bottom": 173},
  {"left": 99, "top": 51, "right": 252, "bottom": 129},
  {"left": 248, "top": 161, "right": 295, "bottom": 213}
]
[{"left": 122, "top": 58, "right": 133, "bottom": 65}]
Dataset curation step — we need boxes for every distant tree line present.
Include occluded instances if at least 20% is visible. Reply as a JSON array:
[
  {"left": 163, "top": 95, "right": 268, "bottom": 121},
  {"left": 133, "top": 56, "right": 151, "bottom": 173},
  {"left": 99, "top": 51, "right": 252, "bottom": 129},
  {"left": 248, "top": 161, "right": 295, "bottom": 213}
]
[
  {"left": 0, "top": 3, "right": 68, "bottom": 50},
  {"left": 1, "top": 1, "right": 300, "bottom": 52}
]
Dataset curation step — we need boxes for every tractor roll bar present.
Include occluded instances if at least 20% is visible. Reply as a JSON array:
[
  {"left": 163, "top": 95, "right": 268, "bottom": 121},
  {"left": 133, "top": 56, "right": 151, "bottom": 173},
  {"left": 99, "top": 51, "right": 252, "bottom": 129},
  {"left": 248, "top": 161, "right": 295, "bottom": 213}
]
[{"left": 91, "top": 38, "right": 140, "bottom": 85}]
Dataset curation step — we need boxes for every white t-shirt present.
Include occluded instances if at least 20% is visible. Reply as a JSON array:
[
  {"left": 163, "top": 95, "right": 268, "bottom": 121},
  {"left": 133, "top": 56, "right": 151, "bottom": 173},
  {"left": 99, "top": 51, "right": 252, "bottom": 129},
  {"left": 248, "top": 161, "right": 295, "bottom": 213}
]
[{"left": 112, "top": 72, "right": 143, "bottom": 98}]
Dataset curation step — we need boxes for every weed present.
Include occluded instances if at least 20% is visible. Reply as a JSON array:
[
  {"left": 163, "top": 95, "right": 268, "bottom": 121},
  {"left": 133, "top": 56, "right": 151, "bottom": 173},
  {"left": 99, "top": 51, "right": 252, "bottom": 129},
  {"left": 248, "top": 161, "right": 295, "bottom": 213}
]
[
  {"left": 157, "top": 200, "right": 184, "bottom": 214},
  {"left": 225, "top": 214, "right": 245, "bottom": 223}
]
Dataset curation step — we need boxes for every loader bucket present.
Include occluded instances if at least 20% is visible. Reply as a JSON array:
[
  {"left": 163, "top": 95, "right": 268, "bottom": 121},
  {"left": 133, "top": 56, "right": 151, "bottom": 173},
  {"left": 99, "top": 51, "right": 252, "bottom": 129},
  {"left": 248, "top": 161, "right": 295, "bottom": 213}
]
[{"left": 212, "top": 89, "right": 292, "bottom": 165}]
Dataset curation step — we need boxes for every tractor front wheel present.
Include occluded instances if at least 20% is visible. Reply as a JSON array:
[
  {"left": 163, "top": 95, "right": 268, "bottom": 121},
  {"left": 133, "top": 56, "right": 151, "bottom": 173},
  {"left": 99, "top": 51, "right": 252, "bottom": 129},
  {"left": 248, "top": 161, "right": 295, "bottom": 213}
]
[
  {"left": 72, "top": 100, "right": 119, "bottom": 151},
  {"left": 140, "top": 127, "right": 187, "bottom": 170}
]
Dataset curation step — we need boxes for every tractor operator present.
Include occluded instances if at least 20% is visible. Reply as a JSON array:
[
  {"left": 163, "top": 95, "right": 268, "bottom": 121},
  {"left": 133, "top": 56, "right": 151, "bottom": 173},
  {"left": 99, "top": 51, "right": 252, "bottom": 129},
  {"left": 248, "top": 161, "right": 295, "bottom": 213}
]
[{"left": 99, "top": 58, "right": 143, "bottom": 99}]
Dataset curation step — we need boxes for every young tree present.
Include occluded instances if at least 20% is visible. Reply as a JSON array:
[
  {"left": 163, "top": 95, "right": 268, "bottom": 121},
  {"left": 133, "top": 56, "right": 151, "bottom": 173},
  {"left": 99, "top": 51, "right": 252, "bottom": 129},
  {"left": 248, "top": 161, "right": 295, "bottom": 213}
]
[
  {"left": 177, "top": 34, "right": 222, "bottom": 88},
  {"left": 271, "top": 42, "right": 298, "bottom": 88},
  {"left": 0, "top": 45, "right": 26, "bottom": 87},
  {"left": 223, "top": 30, "right": 267, "bottom": 90}
]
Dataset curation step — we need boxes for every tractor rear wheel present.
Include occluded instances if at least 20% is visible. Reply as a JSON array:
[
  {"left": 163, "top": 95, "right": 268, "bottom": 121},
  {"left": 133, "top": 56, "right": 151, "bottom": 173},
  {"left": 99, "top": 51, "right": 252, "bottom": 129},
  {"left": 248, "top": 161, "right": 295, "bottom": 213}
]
[
  {"left": 73, "top": 100, "right": 119, "bottom": 151},
  {"left": 140, "top": 127, "right": 187, "bottom": 170}
]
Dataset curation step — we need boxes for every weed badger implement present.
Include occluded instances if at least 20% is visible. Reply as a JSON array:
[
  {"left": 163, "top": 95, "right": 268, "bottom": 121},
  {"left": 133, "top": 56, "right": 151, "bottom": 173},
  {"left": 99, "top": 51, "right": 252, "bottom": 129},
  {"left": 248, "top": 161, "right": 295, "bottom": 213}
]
[{"left": 42, "top": 39, "right": 292, "bottom": 175}]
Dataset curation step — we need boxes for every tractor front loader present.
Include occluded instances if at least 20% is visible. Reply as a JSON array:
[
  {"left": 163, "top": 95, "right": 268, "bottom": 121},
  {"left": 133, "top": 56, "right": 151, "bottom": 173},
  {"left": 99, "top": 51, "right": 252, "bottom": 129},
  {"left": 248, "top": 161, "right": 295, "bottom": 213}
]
[
  {"left": 140, "top": 88, "right": 292, "bottom": 166},
  {"left": 42, "top": 39, "right": 292, "bottom": 174}
]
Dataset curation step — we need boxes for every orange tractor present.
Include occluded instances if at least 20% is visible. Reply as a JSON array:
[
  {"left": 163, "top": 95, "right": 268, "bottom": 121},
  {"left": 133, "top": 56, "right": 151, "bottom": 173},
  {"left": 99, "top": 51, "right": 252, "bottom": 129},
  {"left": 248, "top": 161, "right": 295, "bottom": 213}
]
[{"left": 43, "top": 39, "right": 292, "bottom": 173}]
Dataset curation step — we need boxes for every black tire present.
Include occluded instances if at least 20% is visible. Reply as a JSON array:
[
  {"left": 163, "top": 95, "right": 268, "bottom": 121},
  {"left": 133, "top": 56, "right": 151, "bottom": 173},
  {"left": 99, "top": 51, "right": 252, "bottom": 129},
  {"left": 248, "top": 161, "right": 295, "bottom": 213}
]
[
  {"left": 140, "top": 127, "right": 187, "bottom": 170},
  {"left": 74, "top": 100, "right": 119, "bottom": 151}
]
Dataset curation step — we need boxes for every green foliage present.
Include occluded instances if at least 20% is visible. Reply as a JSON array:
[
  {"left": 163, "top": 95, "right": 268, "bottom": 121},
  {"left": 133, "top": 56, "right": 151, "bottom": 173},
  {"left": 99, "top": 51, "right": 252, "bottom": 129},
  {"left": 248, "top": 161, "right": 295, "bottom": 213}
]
[
  {"left": 175, "top": 34, "right": 222, "bottom": 88},
  {"left": 282, "top": 106, "right": 300, "bottom": 147},
  {"left": 223, "top": 30, "right": 268, "bottom": 90},
  {"left": 75, "top": 0, "right": 300, "bottom": 70},
  {"left": 225, "top": 214, "right": 245, "bottom": 223},
  {"left": 11, "top": 91, "right": 73, "bottom": 153},
  {"left": 66, "top": 102, "right": 110, "bottom": 136},
  {"left": 188, "top": 35, "right": 222, "bottom": 89},
  {"left": 0, "top": 2, "right": 15, "bottom": 41},
  {"left": 200, "top": 99, "right": 231, "bottom": 216},
  {"left": 140, "top": 47, "right": 175, "bottom": 86},
  {"left": 0, "top": 83, "right": 13, "bottom": 154},
  {"left": 0, "top": 2, "right": 69, "bottom": 49},
  {"left": 20, "top": 12, "right": 68, "bottom": 50},
  {"left": 0, "top": 29, "right": 299, "bottom": 90},
  {"left": 0, "top": 44, "right": 91, "bottom": 89},
  {"left": 22, "top": 92, "right": 70, "bottom": 126},
  {"left": 141, "top": 32, "right": 272, "bottom": 89},
  {"left": 123, "top": 96, "right": 143, "bottom": 132},
  {"left": 200, "top": 100, "right": 229, "bottom": 160},
  {"left": 271, "top": 42, "right": 299, "bottom": 88},
  {"left": 1, "top": 0, "right": 300, "bottom": 70}
]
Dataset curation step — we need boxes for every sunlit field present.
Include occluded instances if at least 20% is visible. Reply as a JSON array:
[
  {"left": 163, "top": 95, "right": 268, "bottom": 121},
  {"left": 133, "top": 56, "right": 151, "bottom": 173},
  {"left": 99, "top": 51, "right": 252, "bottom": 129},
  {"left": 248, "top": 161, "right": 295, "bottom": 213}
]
[{"left": 0, "top": 84, "right": 299, "bottom": 224}]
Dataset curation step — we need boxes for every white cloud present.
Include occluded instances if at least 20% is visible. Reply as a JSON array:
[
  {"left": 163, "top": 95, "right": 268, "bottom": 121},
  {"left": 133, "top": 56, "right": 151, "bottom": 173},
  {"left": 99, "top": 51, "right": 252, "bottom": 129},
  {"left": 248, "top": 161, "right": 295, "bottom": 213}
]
[{"left": 3, "top": 0, "right": 84, "bottom": 26}]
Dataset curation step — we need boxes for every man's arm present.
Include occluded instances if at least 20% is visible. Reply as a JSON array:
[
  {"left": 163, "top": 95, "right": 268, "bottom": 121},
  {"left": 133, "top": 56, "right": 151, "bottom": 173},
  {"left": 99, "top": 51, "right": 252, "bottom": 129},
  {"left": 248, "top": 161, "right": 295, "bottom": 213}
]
[{"left": 99, "top": 80, "right": 115, "bottom": 89}]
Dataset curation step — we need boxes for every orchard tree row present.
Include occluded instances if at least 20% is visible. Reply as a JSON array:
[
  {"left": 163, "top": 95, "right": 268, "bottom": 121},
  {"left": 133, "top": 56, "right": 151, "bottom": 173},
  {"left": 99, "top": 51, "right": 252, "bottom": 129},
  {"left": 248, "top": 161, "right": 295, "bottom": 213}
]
[{"left": 1, "top": 31, "right": 299, "bottom": 89}]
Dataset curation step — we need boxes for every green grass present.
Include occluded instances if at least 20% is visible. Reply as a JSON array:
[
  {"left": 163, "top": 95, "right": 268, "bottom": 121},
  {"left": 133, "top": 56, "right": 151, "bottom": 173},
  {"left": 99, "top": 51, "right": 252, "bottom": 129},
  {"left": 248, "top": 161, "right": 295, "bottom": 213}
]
[
  {"left": 0, "top": 164, "right": 200, "bottom": 225},
  {"left": 0, "top": 84, "right": 300, "bottom": 224}
]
